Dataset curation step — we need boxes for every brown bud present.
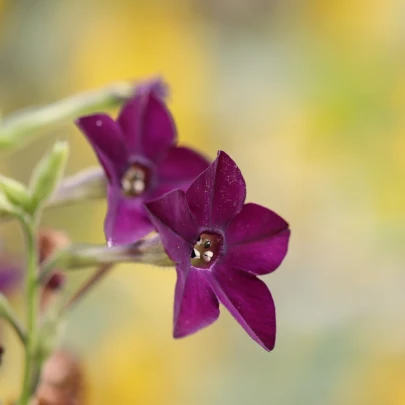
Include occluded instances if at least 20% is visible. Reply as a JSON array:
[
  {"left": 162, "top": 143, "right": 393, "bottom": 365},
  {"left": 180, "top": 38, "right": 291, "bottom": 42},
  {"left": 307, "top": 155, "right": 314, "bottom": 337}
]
[
  {"left": 34, "top": 350, "right": 85, "bottom": 405},
  {"left": 38, "top": 229, "right": 70, "bottom": 311},
  {"left": 38, "top": 229, "right": 70, "bottom": 264}
]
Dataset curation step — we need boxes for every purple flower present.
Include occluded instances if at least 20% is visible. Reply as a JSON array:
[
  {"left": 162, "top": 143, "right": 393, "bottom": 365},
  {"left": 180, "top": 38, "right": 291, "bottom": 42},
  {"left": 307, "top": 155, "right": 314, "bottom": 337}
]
[
  {"left": 76, "top": 79, "right": 209, "bottom": 245},
  {"left": 146, "top": 151, "right": 290, "bottom": 351}
]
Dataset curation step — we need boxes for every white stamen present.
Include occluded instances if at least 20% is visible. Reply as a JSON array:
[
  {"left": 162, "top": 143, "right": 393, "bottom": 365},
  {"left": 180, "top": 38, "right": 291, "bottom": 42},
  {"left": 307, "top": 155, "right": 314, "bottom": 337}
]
[
  {"left": 192, "top": 249, "right": 200, "bottom": 259},
  {"left": 133, "top": 179, "right": 145, "bottom": 193},
  {"left": 203, "top": 251, "right": 213, "bottom": 262},
  {"left": 121, "top": 179, "right": 132, "bottom": 192}
]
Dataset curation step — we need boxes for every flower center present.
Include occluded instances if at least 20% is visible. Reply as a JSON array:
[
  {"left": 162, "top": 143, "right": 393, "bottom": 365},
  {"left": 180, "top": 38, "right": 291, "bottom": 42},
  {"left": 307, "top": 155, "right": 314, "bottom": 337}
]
[
  {"left": 121, "top": 163, "right": 149, "bottom": 196},
  {"left": 191, "top": 232, "right": 223, "bottom": 269}
]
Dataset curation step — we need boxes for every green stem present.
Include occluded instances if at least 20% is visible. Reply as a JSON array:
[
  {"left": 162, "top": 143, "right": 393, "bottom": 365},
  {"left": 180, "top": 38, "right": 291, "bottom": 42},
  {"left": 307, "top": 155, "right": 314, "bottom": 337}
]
[
  {"left": 0, "top": 81, "right": 136, "bottom": 150},
  {"left": 18, "top": 216, "right": 39, "bottom": 405},
  {"left": 0, "top": 306, "right": 26, "bottom": 345}
]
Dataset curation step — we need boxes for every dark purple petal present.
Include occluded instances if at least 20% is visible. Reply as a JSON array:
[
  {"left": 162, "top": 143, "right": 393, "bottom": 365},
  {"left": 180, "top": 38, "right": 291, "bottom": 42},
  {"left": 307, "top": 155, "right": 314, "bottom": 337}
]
[
  {"left": 225, "top": 203, "right": 290, "bottom": 275},
  {"left": 76, "top": 114, "right": 127, "bottom": 182},
  {"left": 145, "top": 190, "right": 198, "bottom": 264},
  {"left": 173, "top": 267, "right": 220, "bottom": 338},
  {"left": 209, "top": 266, "right": 276, "bottom": 351},
  {"left": 117, "top": 85, "right": 176, "bottom": 162},
  {"left": 156, "top": 146, "right": 210, "bottom": 191},
  {"left": 186, "top": 151, "right": 246, "bottom": 230},
  {"left": 105, "top": 187, "right": 154, "bottom": 246}
]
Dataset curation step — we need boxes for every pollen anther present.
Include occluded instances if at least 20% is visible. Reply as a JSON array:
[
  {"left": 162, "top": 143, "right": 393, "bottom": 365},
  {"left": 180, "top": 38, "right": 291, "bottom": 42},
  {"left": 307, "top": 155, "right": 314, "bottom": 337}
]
[
  {"left": 203, "top": 251, "right": 213, "bottom": 262},
  {"left": 121, "top": 164, "right": 149, "bottom": 196}
]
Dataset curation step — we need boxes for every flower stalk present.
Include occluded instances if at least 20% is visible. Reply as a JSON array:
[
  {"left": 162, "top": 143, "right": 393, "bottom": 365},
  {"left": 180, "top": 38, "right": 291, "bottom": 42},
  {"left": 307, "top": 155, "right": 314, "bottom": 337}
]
[
  {"left": 40, "top": 235, "right": 173, "bottom": 285},
  {"left": 47, "top": 166, "right": 106, "bottom": 208},
  {"left": 0, "top": 81, "right": 137, "bottom": 150}
]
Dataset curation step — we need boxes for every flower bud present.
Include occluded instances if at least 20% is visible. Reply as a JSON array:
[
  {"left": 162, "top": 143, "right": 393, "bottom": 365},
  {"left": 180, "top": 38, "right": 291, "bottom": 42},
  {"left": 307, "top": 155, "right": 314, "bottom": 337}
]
[
  {"left": 39, "top": 228, "right": 70, "bottom": 264},
  {"left": 34, "top": 350, "right": 85, "bottom": 405},
  {"left": 0, "top": 175, "right": 31, "bottom": 212},
  {"left": 38, "top": 228, "right": 70, "bottom": 311},
  {"left": 0, "top": 190, "right": 20, "bottom": 217},
  {"left": 30, "top": 141, "right": 69, "bottom": 213}
]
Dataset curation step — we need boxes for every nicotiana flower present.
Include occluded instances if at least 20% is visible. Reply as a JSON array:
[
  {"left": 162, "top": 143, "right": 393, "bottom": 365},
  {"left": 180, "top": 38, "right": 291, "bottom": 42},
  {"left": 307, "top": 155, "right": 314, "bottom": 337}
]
[
  {"left": 146, "top": 151, "right": 290, "bottom": 351},
  {"left": 76, "top": 79, "right": 209, "bottom": 245}
]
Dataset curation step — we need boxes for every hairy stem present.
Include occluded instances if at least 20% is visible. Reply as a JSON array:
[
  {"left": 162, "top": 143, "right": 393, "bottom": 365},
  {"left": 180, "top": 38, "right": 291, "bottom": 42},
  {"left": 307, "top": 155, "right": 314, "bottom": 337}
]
[
  {"left": 0, "top": 309, "right": 26, "bottom": 345},
  {"left": 0, "top": 81, "right": 136, "bottom": 150},
  {"left": 39, "top": 235, "right": 173, "bottom": 285},
  {"left": 48, "top": 166, "right": 106, "bottom": 208}
]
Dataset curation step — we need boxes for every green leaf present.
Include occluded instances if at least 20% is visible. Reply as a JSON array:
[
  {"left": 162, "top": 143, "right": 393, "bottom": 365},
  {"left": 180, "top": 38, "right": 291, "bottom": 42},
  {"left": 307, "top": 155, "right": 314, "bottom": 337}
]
[
  {"left": 0, "top": 175, "right": 31, "bottom": 212},
  {"left": 29, "top": 141, "right": 69, "bottom": 213}
]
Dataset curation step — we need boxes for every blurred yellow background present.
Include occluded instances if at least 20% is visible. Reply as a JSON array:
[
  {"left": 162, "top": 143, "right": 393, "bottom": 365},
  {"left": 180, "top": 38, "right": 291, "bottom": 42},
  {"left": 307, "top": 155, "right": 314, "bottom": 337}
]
[{"left": 1, "top": 0, "right": 405, "bottom": 404}]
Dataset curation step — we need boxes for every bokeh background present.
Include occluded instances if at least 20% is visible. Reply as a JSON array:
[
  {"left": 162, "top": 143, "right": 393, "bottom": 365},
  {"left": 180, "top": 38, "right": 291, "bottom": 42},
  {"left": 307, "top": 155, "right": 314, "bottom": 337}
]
[{"left": 1, "top": 0, "right": 405, "bottom": 403}]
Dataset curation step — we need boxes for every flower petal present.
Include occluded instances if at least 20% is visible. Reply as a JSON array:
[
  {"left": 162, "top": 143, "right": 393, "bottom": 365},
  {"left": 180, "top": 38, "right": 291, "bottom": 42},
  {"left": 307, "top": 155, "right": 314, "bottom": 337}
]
[
  {"left": 105, "top": 186, "right": 154, "bottom": 246},
  {"left": 225, "top": 203, "right": 290, "bottom": 275},
  {"left": 173, "top": 266, "right": 220, "bottom": 338},
  {"left": 155, "top": 146, "right": 210, "bottom": 194},
  {"left": 186, "top": 151, "right": 246, "bottom": 230},
  {"left": 76, "top": 114, "right": 127, "bottom": 182},
  {"left": 145, "top": 189, "right": 198, "bottom": 264},
  {"left": 117, "top": 84, "right": 176, "bottom": 162},
  {"left": 209, "top": 266, "right": 276, "bottom": 351}
]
